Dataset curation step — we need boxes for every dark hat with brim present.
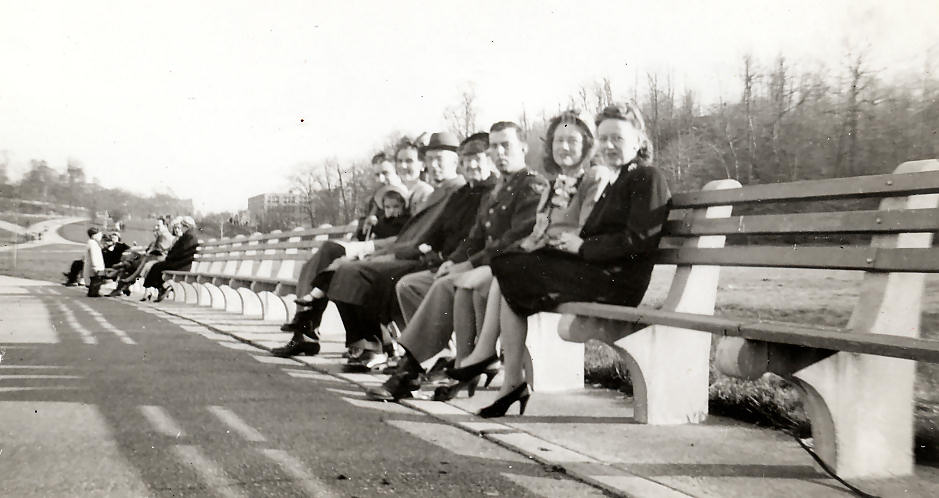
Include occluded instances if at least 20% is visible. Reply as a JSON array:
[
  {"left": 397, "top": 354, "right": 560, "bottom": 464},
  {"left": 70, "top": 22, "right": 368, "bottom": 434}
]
[
  {"left": 459, "top": 132, "right": 489, "bottom": 155},
  {"left": 420, "top": 132, "right": 460, "bottom": 153}
]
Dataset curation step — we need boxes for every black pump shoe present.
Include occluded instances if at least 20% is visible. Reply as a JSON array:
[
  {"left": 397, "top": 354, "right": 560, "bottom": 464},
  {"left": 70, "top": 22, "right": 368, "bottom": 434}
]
[
  {"left": 478, "top": 383, "right": 530, "bottom": 418},
  {"left": 447, "top": 354, "right": 500, "bottom": 382},
  {"left": 433, "top": 375, "right": 480, "bottom": 401}
]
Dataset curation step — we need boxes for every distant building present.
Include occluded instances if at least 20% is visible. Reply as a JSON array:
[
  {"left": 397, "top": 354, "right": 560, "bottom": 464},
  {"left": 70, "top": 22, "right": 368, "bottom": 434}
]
[{"left": 247, "top": 192, "right": 302, "bottom": 224}]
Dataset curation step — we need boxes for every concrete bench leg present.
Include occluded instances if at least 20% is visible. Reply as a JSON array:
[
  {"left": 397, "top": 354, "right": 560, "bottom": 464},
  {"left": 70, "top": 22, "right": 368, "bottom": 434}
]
[
  {"left": 258, "top": 291, "right": 288, "bottom": 322},
  {"left": 219, "top": 285, "right": 243, "bottom": 314},
  {"left": 614, "top": 324, "right": 711, "bottom": 424},
  {"left": 527, "top": 312, "right": 584, "bottom": 392},
  {"left": 180, "top": 282, "right": 199, "bottom": 305},
  {"left": 168, "top": 281, "right": 186, "bottom": 303},
  {"left": 202, "top": 283, "right": 226, "bottom": 310},
  {"left": 236, "top": 288, "right": 263, "bottom": 318},
  {"left": 196, "top": 283, "right": 212, "bottom": 306},
  {"left": 792, "top": 352, "right": 916, "bottom": 479}
]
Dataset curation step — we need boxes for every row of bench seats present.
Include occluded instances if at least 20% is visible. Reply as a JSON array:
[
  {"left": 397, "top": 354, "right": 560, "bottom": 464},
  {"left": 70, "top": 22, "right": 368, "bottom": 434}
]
[
  {"left": 164, "top": 225, "right": 352, "bottom": 323},
  {"left": 165, "top": 159, "right": 939, "bottom": 479}
]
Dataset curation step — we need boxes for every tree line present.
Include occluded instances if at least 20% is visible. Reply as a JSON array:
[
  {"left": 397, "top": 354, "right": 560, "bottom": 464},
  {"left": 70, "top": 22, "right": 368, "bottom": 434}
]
[
  {"left": 287, "top": 51, "right": 937, "bottom": 230},
  {"left": 0, "top": 158, "right": 193, "bottom": 222}
]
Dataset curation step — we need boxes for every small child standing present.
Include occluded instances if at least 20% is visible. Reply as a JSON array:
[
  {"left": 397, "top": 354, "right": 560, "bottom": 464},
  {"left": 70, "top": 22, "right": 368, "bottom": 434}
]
[{"left": 83, "top": 227, "right": 106, "bottom": 297}]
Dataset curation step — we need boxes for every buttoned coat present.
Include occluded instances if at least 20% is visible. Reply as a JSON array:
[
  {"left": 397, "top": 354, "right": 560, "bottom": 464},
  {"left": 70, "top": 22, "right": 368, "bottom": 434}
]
[{"left": 448, "top": 168, "right": 548, "bottom": 267}]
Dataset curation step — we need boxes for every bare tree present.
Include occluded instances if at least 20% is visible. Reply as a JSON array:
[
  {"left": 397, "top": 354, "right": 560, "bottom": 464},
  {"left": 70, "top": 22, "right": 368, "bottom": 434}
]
[
  {"left": 741, "top": 54, "right": 759, "bottom": 184},
  {"left": 443, "top": 86, "right": 478, "bottom": 141}
]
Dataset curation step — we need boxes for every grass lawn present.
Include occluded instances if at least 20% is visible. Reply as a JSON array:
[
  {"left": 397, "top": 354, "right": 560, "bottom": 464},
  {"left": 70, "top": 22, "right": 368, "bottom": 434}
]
[
  {"left": 59, "top": 221, "right": 154, "bottom": 247},
  {"left": 0, "top": 228, "right": 28, "bottom": 245},
  {"left": 0, "top": 212, "right": 60, "bottom": 227},
  {"left": 0, "top": 243, "right": 83, "bottom": 283}
]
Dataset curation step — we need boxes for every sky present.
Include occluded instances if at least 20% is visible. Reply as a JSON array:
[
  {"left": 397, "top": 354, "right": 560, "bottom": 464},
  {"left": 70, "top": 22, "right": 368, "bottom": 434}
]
[{"left": 1, "top": 0, "right": 937, "bottom": 213}]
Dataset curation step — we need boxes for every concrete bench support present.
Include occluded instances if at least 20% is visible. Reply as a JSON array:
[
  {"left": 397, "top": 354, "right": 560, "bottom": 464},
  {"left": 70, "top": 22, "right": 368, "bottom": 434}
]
[
  {"left": 202, "top": 282, "right": 226, "bottom": 310},
  {"left": 526, "top": 312, "right": 584, "bottom": 391},
  {"left": 558, "top": 178, "right": 739, "bottom": 424},
  {"left": 196, "top": 283, "right": 212, "bottom": 306},
  {"left": 218, "top": 285, "right": 243, "bottom": 314},
  {"left": 258, "top": 290, "right": 289, "bottom": 322},
  {"left": 236, "top": 287, "right": 263, "bottom": 318},
  {"left": 717, "top": 160, "right": 938, "bottom": 477}
]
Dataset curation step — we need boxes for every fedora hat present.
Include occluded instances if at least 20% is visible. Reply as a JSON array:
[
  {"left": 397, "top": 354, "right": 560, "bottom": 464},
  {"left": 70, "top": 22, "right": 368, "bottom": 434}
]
[
  {"left": 420, "top": 132, "right": 460, "bottom": 153},
  {"left": 459, "top": 132, "right": 489, "bottom": 155}
]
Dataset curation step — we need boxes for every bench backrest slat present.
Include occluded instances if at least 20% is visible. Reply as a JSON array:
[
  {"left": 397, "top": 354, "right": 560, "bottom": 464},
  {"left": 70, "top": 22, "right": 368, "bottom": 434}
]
[
  {"left": 653, "top": 246, "right": 939, "bottom": 272},
  {"left": 664, "top": 208, "right": 939, "bottom": 236},
  {"left": 671, "top": 170, "right": 939, "bottom": 209}
]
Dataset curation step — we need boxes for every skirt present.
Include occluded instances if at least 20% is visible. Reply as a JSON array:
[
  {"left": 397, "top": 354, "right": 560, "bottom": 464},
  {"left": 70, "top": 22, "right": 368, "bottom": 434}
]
[{"left": 491, "top": 249, "right": 653, "bottom": 317}]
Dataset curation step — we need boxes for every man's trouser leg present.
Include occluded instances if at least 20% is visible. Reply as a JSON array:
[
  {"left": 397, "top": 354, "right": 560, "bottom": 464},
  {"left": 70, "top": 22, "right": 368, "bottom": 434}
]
[
  {"left": 296, "top": 241, "right": 346, "bottom": 297},
  {"left": 396, "top": 271, "right": 464, "bottom": 362},
  {"left": 395, "top": 270, "right": 435, "bottom": 324},
  {"left": 66, "top": 260, "right": 83, "bottom": 284},
  {"left": 335, "top": 301, "right": 383, "bottom": 351}
]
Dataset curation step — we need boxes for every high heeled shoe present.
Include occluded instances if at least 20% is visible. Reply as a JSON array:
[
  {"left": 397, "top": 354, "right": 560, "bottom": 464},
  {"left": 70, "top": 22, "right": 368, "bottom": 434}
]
[
  {"left": 447, "top": 354, "right": 499, "bottom": 382},
  {"left": 432, "top": 375, "right": 480, "bottom": 401},
  {"left": 478, "top": 383, "right": 530, "bottom": 418}
]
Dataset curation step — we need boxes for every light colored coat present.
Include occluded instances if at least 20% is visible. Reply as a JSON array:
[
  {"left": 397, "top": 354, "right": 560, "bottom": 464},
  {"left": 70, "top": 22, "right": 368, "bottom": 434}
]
[{"left": 83, "top": 238, "right": 105, "bottom": 281}]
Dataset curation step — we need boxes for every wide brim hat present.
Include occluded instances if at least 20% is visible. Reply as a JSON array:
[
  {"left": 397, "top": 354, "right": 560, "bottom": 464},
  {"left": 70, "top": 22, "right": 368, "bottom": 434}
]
[{"left": 420, "top": 132, "right": 460, "bottom": 153}]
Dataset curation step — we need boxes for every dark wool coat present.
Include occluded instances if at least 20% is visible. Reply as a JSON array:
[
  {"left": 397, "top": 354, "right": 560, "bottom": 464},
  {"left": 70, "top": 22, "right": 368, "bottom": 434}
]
[
  {"left": 143, "top": 230, "right": 199, "bottom": 288},
  {"left": 492, "top": 164, "right": 671, "bottom": 316}
]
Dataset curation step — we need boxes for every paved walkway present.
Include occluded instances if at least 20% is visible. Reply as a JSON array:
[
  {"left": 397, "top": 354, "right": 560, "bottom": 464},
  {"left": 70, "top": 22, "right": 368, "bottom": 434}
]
[
  {"left": 5, "top": 274, "right": 939, "bottom": 496},
  {"left": 0, "top": 216, "right": 86, "bottom": 252},
  {"left": 120, "top": 284, "right": 938, "bottom": 497},
  {"left": 2, "top": 276, "right": 605, "bottom": 497}
]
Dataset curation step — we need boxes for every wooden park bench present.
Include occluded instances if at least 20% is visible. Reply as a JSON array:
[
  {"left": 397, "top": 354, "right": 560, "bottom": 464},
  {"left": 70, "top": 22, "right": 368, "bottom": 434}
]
[
  {"left": 526, "top": 159, "right": 939, "bottom": 478},
  {"left": 164, "top": 225, "right": 353, "bottom": 322}
]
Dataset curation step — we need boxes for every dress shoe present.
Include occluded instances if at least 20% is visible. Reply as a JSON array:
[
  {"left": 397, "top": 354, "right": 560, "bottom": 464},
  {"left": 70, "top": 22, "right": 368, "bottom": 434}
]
[
  {"left": 478, "top": 383, "right": 531, "bottom": 418},
  {"left": 447, "top": 354, "right": 500, "bottom": 382},
  {"left": 153, "top": 286, "right": 172, "bottom": 303},
  {"left": 432, "top": 375, "right": 480, "bottom": 401},
  {"left": 271, "top": 337, "right": 320, "bottom": 357},
  {"left": 364, "top": 352, "right": 423, "bottom": 401}
]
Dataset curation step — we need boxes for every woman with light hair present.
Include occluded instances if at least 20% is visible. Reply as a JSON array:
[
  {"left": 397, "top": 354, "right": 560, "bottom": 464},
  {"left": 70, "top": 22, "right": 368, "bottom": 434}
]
[{"left": 144, "top": 216, "right": 200, "bottom": 302}]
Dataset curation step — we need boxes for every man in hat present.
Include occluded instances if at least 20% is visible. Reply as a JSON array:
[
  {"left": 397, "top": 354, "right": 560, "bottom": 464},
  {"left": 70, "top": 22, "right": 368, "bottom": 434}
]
[
  {"left": 316, "top": 132, "right": 499, "bottom": 369},
  {"left": 367, "top": 121, "right": 547, "bottom": 401},
  {"left": 272, "top": 132, "right": 467, "bottom": 358}
]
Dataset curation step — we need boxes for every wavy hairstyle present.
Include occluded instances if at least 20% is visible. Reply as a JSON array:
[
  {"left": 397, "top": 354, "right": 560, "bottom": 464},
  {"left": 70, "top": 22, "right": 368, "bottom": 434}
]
[
  {"left": 542, "top": 110, "right": 596, "bottom": 177},
  {"left": 595, "top": 101, "right": 654, "bottom": 167}
]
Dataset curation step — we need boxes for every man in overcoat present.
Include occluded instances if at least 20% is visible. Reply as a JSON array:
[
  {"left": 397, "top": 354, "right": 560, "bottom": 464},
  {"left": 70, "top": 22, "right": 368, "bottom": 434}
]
[
  {"left": 323, "top": 133, "right": 499, "bottom": 369},
  {"left": 272, "top": 132, "right": 466, "bottom": 357}
]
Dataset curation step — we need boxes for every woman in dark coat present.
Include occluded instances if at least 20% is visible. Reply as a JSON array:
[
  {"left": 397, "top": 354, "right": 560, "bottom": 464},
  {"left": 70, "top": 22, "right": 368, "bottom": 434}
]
[
  {"left": 448, "top": 102, "right": 671, "bottom": 418},
  {"left": 145, "top": 216, "right": 200, "bottom": 301}
]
